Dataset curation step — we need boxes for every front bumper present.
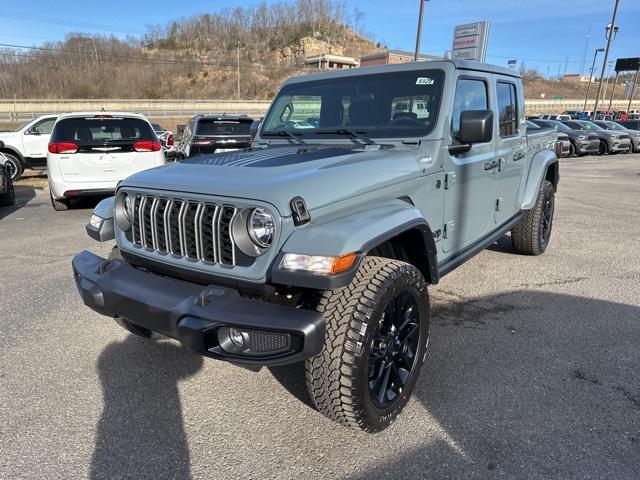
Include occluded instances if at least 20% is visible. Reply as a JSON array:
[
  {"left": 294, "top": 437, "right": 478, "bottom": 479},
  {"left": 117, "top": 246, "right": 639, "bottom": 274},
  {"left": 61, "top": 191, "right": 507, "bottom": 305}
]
[
  {"left": 576, "top": 139, "right": 600, "bottom": 154},
  {"left": 610, "top": 139, "right": 632, "bottom": 152},
  {"left": 72, "top": 250, "right": 325, "bottom": 366}
]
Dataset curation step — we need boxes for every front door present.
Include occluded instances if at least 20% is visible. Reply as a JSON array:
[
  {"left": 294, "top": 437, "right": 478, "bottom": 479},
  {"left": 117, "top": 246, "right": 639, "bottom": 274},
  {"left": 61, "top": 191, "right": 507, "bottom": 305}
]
[
  {"left": 22, "top": 117, "right": 57, "bottom": 165},
  {"left": 443, "top": 76, "right": 499, "bottom": 253}
]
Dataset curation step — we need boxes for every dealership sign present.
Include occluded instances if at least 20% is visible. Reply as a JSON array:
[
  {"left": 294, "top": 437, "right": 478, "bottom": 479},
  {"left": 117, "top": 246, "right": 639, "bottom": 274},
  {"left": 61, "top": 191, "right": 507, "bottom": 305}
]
[
  {"left": 451, "top": 21, "right": 490, "bottom": 63},
  {"left": 615, "top": 57, "right": 640, "bottom": 73}
]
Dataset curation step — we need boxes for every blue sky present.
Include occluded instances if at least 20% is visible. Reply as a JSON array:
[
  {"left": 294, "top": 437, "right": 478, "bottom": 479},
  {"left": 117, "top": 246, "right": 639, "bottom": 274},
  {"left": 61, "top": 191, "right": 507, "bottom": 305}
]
[{"left": 1, "top": 0, "right": 639, "bottom": 77}]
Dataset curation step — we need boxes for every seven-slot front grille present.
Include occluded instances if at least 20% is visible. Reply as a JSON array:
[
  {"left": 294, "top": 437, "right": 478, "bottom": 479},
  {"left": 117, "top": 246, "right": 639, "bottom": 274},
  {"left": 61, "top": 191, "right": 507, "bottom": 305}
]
[{"left": 126, "top": 193, "right": 248, "bottom": 267}]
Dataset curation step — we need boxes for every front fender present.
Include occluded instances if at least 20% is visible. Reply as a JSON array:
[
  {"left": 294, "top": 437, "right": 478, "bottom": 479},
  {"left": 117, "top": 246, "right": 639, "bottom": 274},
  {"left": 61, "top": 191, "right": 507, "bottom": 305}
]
[
  {"left": 86, "top": 196, "right": 115, "bottom": 242},
  {"left": 520, "top": 149, "right": 558, "bottom": 210},
  {"left": 271, "top": 199, "right": 438, "bottom": 289}
]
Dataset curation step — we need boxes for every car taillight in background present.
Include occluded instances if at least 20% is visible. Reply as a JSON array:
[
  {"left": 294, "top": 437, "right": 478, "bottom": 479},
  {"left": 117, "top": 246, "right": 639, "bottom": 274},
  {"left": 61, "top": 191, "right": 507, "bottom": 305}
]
[
  {"left": 48, "top": 142, "right": 78, "bottom": 154},
  {"left": 166, "top": 134, "right": 174, "bottom": 147},
  {"left": 554, "top": 141, "right": 563, "bottom": 158},
  {"left": 133, "top": 140, "right": 162, "bottom": 152}
]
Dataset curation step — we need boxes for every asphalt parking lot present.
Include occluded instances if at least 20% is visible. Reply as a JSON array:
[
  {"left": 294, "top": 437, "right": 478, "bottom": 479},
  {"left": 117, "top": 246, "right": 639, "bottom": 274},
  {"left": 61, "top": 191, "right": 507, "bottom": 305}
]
[{"left": 1, "top": 154, "right": 639, "bottom": 480}]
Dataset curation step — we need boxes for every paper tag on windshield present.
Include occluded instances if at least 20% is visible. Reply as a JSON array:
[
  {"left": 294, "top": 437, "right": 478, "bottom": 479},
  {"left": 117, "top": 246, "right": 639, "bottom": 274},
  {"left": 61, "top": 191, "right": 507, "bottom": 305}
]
[{"left": 416, "top": 77, "right": 434, "bottom": 85}]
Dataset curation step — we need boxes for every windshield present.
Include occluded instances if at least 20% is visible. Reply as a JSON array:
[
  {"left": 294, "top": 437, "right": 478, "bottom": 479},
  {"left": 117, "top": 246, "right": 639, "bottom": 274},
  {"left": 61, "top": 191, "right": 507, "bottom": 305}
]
[
  {"left": 13, "top": 121, "right": 30, "bottom": 132},
  {"left": 579, "top": 121, "right": 603, "bottom": 131},
  {"left": 602, "top": 121, "right": 624, "bottom": 130},
  {"left": 196, "top": 119, "right": 251, "bottom": 136},
  {"left": 545, "top": 120, "right": 572, "bottom": 133},
  {"left": 50, "top": 117, "right": 156, "bottom": 144},
  {"left": 261, "top": 69, "right": 445, "bottom": 139}
]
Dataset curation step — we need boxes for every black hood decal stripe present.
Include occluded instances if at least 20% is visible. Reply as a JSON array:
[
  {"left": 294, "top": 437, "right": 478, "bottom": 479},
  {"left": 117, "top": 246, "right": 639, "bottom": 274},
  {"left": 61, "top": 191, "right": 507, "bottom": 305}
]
[{"left": 184, "top": 145, "right": 362, "bottom": 168}]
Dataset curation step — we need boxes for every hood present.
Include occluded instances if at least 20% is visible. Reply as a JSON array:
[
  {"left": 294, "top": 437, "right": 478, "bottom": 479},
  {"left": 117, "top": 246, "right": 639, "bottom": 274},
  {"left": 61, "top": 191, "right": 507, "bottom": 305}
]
[{"left": 121, "top": 143, "right": 424, "bottom": 215}]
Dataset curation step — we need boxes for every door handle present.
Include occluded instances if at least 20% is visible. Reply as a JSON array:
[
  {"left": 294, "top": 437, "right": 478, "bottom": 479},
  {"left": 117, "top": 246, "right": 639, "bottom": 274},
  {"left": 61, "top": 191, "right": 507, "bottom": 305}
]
[
  {"left": 513, "top": 152, "right": 525, "bottom": 161},
  {"left": 484, "top": 160, "right": 499, "bottom": 171}
]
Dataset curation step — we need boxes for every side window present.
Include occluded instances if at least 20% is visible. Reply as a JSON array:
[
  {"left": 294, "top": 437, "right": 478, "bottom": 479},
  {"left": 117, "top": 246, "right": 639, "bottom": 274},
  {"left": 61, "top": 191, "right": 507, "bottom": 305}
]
[
  {"left": 35, "top": 118, "right": 56, "bottom": 134},
  {"left": 497, "top": 82, "right": 518, "bottom": 137},
  {"left": 451, "top": 78, "right": 488, "bottom": 139}
]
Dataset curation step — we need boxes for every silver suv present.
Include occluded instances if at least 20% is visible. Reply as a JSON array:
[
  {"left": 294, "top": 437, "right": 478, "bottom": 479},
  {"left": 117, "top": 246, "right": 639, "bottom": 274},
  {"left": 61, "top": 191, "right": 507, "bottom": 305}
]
[{"left": 73, "top": 59, "right": 559, "bottom": 432}]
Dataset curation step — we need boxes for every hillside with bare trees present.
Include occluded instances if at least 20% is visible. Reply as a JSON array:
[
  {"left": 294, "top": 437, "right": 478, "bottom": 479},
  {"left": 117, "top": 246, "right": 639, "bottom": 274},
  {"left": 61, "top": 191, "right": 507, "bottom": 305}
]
[{"left": 0, "top": 0, "right": 379, "bottom": 100}]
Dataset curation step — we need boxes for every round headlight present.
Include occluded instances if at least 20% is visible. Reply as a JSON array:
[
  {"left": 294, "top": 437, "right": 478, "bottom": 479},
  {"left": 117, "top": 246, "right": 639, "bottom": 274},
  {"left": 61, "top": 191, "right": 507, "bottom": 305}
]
[
  {"left": 248, "top": 208, "right": 275, "bottom": 248},
  {"left": 123, "top": 193, "right": 134, "bottom": 221}
]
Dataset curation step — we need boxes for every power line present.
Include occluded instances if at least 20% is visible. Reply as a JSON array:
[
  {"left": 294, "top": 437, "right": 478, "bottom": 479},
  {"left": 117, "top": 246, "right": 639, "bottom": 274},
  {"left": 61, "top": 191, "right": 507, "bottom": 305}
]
[{"left": 0, "top": 9, "right": 145, "bottom": 34}]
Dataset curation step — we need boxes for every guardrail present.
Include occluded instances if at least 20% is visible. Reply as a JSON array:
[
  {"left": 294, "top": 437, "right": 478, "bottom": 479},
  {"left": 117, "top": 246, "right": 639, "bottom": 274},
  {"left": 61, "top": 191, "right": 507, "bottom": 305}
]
[{"left": 0, "top": 98, "right": 638, "bottom": 122}]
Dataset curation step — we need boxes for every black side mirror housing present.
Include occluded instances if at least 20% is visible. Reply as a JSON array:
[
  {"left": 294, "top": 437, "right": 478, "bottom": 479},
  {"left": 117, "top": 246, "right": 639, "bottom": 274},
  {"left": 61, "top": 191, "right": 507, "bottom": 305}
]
[
  {"left": 449, "top": 110, "right": 494, "bottom": 155},
  {"left": 27, "top": 127, "right": 41, "bottom": 135}
]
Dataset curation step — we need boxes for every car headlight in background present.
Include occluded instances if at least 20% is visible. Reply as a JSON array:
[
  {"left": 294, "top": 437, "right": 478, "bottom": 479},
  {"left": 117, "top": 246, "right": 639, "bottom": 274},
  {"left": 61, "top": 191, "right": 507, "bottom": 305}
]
[
  {"left": 248, "top": 208, "right": 275, "bottom": 248},
  {"left": 577, "top": 135, "right": 587, "bottom": 140}
]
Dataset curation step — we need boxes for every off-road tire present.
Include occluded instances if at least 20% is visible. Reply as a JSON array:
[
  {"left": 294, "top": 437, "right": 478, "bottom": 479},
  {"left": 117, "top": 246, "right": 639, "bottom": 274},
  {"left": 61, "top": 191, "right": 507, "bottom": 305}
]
[
  {"left": 511, "top": 179, "right": 555, "bottom": 256},
  {"left": 108, "top": 247, "right": 152, "bottom": 338},
  {"left": 50, "top": 191, "right": 70, "bottom": 211},
  {"left": 2, "top": 153, "right": 24, "bottom": 181},
  {"left": 305, "top": 257, "right": 430, "bottom": 433},
  {"left": 0, "top": 171, "right": 15, "bottom": 206}
]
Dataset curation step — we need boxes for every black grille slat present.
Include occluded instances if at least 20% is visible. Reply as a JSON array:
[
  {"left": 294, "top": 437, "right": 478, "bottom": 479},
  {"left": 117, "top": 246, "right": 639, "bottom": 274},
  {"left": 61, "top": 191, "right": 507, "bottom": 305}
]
[
  {"left": 124, "top": 193, "right": 255, "bottom": 268},
  {"left": 169, "top": 200, "right": 183, "bottom": 256},
  {"left": 143, "top": 197, "right": 154, "bottom": 248},
  {"left": 218, "top": 206, "right": 236, "bottom": 266},
  {"left": 200, "top": 205, "right": 218, "bottom": 263},
  {"left": 183, "top": 202, "right": 200, "bottom": 259},
  {"left": 155, "top": 199, "right": 168, "bottom": 253}
]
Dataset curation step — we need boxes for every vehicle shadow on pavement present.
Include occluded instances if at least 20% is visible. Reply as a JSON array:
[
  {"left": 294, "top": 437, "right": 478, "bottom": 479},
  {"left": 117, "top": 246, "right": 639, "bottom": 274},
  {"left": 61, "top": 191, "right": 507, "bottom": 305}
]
[
  {"left": 348, "top": 290, "right": 640, "bottom": 479},
  {"left": 91, "top": 335, "right": 203, "bottom": 480},
  {"left": 0, "top": 186, "right": 36, "bottom": 220}
]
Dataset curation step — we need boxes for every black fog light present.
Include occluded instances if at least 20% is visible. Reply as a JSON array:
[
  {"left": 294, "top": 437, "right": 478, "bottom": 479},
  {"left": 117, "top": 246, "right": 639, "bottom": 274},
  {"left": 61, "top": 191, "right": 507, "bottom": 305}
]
[{"left": 216, "top": 326, "right": 292, "bottom": 357}]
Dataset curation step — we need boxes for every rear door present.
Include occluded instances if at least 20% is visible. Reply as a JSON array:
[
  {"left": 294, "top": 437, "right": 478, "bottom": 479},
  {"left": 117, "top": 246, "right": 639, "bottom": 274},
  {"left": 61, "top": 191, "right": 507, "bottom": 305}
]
[
  {"left": 493, "top": 79, "right": 527, "bottom": 223},
  {"left": 51, "top": 115, "right": 159, "bottom": 183},
  {"left": 443, "top": 75, "right": 498, "bottom": 253}
]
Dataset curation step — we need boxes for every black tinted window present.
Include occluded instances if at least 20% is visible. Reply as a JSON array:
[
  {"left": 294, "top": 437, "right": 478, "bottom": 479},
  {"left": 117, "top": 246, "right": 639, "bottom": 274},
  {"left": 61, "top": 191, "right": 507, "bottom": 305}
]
[
  {"left": 497, "top": 82, "right": 518, "bottom": 137},
  {"left": 196, "top": 119, "right": 251, "bottom": 136},
  {"left": 451, "top": 78, "right": 488, "bottom": 138},
  {"left": 51, "top": 117, "right": 155, "bottom": 144}
]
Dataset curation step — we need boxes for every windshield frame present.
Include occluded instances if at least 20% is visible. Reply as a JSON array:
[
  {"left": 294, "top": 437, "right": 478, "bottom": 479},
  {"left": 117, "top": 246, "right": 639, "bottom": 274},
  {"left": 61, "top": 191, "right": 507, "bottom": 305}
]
[{"left": 260, "top": 68, "right": 446, "bottom": 141}]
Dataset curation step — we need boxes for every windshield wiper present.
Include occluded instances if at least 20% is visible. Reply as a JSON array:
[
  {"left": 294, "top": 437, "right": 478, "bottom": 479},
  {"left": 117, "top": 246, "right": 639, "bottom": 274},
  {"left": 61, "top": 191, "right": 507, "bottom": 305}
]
[
  {"left": 262, "top": 130, "right": 306, "bottom": 145},
  {"left": 315, "top": 128, "right": 376, "bottom": 145}
]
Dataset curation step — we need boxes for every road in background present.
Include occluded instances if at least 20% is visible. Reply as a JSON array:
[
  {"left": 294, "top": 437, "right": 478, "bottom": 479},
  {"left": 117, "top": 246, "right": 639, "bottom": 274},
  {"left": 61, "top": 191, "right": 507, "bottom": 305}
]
[{"left": 0, "top": 155, "right": 639, "bottom": 479}]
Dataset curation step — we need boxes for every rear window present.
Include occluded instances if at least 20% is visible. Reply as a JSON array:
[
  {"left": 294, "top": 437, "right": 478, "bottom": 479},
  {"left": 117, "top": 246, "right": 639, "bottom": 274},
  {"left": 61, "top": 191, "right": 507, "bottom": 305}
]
[
  {"left": 195, "top": 119, "right": 251, "bottom": 136},
  {"left": 51, "top": 117, "right": 156, "bottom": 144}
]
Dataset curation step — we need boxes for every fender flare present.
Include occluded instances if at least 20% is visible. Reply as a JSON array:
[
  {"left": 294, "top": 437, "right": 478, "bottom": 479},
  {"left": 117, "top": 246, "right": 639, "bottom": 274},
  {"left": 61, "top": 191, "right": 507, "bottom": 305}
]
[
  {"left": 521, "top": 149, "right": 558, "bottom": 210},
  {"left": 270, "top": 199, "right": 439, "bottom": 289},
  {"left": 0, "top": 145, "right": 25, "bottom": 164}
]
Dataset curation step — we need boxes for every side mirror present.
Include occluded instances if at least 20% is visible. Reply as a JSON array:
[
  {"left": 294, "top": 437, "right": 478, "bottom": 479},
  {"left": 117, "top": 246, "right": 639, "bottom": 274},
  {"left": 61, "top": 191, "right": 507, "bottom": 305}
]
[
  {"left": 27, "top": 126, "right": 41, "bottom": 135},
  {"left": 449, "top": 110, "right": 494, "bottom": 155}
]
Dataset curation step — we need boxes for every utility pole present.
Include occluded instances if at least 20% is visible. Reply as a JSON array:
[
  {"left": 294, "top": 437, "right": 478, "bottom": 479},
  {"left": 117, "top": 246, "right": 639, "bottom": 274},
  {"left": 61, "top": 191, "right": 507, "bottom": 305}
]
[
  {"left": 563, "top": 57, "right": 569, "bottom": 77},
  {"left": 601, "top": 61, "right": 614, "bottom": 103},
  {"left": 236, "top": 41, "right": 240, "bottom": 100},
  {"left": 592, "top": 0, "right": 620, "bottom": 119},
  {"left": 627, "top": 68, "right": 640, "bottom": 113},
  {"left": 579, "top": 25, "right": 591, "bottom": 76},
  {"left": 583, "top": 48, "right": 604, "bottom": 112},
  {"left": 608, "top": 69, "right": 619, "bottom": 113},
  {"left": 414, "top": 0, "right": 427, "bottom": 61}
]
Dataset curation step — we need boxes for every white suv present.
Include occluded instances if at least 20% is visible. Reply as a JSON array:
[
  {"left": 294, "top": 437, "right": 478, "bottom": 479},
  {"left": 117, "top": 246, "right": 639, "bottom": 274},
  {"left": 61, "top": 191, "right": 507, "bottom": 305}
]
[
  {"left": 47, "top": 112, "right": 166, "bottom": 211},
  {"left": 0, "top": 115, "right": 58, "bottom": 180}
]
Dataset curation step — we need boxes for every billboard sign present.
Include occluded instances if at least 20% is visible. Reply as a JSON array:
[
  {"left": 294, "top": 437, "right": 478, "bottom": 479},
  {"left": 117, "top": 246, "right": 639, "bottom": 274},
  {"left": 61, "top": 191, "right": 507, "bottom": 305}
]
[
  {"left": 452, "top": 21, "right": 490, "bottom": 62},
  {"left": 615, "top": 57, "right": 640, "bottom": 73}
]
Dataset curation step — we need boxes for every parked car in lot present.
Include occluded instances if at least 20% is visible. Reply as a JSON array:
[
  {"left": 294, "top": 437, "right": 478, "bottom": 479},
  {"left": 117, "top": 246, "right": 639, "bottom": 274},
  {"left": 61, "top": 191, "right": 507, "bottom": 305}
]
[
  {"left": 0, "top": 115, "right": 58, "bottom": 181},
  {"left": 593, "top": 120, "right": 640, "bottom": 153},
  {"left": 47, "top": 112, "right": 166, "bottom": 211},
  {"left": 616, "top": 119, "right": 640, "bottom": 131},
  {"left": 531, "top": 119, "right": 600, "bottom": 156},
  {"left": 561, "top": 120, "right": 631, "bottom": 155},
  {"left": 527, "top": 120, "right": 570, "bottom": 157},
  {"left": 0, "top": 141, "right": 16, "bottom": 206},
  {"left": 561, "top": 110, "right": 589, "bottom": 120},
  {"left": 175, "top": 115, "right": 253, "bottom": 158},
  {"left": 151, "top": 122, "right": 175, "bottom": 151},
  {"left": 74, "top": 59, "right": 560, "bottom": 433}
]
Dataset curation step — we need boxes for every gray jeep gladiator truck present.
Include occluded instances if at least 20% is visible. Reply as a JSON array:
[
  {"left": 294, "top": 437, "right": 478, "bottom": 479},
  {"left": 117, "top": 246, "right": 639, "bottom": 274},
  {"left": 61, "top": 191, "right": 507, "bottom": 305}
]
[{"left": 73, "top": 59, "right": 559, "bottom": 432}]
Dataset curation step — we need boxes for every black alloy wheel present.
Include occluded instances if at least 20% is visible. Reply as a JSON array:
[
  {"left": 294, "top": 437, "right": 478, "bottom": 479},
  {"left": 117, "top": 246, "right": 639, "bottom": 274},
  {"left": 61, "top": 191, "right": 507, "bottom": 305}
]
[
  {"left": 368, "top": 291, "right": 421, "bottom": 408},
  {"left": 539, "top": 186, "right": 555, "bottom": 249}
]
